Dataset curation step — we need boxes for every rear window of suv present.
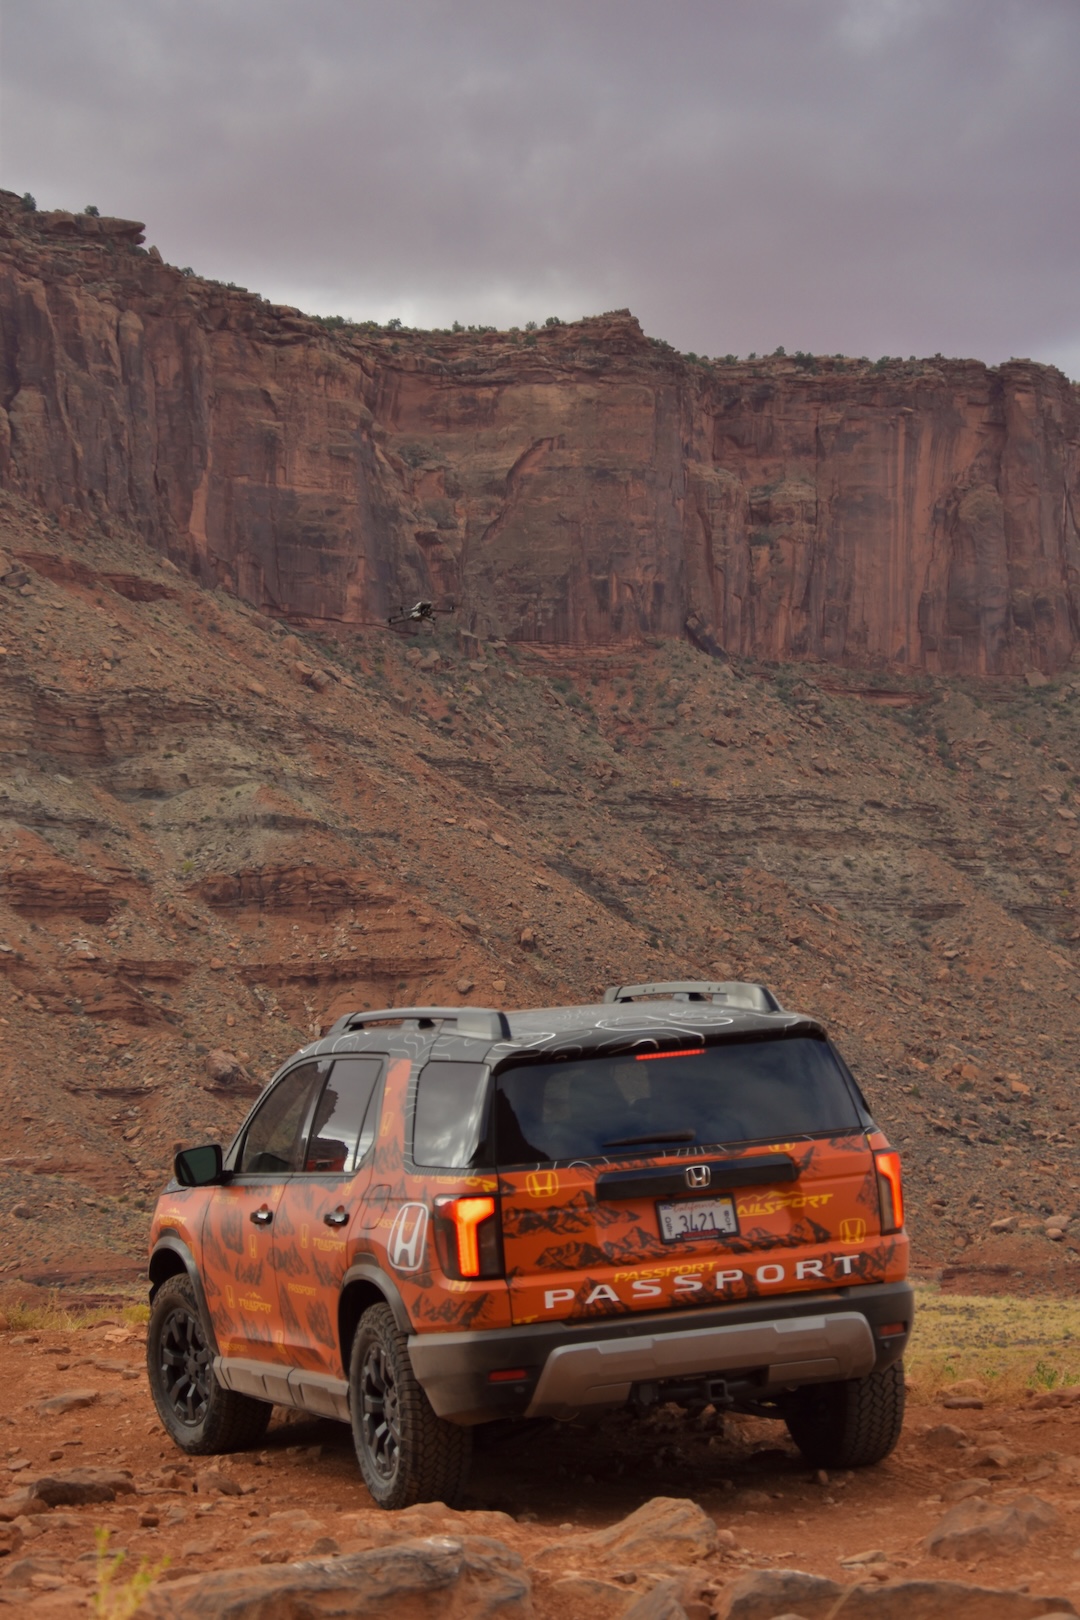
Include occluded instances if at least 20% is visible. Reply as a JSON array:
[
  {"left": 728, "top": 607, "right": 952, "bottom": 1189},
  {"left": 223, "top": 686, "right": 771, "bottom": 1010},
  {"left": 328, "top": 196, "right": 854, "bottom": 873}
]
[{"left": 494, "top": 1035, "right": 862, "bottom": 1166}]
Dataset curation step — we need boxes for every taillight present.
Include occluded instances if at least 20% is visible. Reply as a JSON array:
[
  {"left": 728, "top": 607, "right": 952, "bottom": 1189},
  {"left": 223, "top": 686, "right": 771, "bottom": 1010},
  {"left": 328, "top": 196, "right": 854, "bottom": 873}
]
[
  {"left": 433, "top": 1195, "right": 503, "bottom": 1280},
  {"left": 874, "top": 1150, "right": 904, "bottom": 1234}
]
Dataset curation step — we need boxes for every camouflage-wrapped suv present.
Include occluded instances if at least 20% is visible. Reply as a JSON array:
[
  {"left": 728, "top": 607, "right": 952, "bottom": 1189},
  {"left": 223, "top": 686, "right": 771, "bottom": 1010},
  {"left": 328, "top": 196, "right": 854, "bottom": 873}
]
[{"left": 146, "top": 981, "right": 912, "bottom": 1507}]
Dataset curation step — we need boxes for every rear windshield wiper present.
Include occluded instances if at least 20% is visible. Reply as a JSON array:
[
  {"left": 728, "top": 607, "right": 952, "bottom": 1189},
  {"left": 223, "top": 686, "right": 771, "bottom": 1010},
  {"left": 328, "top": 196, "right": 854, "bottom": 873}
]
[{"left": 602, "top": 1130, "right": 696, "bottom": 1148}]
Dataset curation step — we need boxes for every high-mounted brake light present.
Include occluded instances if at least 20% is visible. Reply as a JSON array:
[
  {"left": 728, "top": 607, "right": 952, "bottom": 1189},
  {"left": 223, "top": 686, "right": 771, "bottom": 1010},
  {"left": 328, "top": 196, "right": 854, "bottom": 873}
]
[
  {"left": 433, "top": 1195, "right": 502, "bottom": 1280},
  {"left": 874, "top": 1150, "right": 904, "bottom": 1234},
  {"left": 636, "top": 1047, "right": 706, "bottom": 1062}
]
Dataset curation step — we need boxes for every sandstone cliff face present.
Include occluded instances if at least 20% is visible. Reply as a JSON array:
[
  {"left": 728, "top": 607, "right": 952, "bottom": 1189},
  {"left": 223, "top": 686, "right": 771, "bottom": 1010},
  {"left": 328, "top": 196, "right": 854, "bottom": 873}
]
[{"left": 1, "top": 191, "right": 1078, "bottom": 674}]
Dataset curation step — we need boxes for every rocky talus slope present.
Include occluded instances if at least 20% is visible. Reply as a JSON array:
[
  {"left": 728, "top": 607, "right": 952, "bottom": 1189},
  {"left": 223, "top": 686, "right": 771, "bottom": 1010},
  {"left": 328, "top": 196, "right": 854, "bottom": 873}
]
[
  {"left": 1, "top": 489, "right": 1080, "bottom": 1289},
  {"left": 1, "top": 190, "right": 1079, "bottom": 675}
]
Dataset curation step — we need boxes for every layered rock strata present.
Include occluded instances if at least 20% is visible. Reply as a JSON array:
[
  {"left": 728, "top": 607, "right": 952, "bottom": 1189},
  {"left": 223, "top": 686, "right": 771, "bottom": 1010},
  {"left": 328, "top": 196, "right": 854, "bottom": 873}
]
[{"left": 1, "top": 192, "right": 1078, "bottom": 674}]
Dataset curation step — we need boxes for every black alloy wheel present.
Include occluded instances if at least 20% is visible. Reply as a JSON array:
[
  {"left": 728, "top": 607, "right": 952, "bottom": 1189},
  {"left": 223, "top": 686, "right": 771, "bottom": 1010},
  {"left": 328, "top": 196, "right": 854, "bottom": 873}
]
[
  {"left": 348, "top": 1302, "right": 471, "bottom": 1509},
  {"left": 157, "top": 1302, "right": 213, "bottom": 1427},
  {"left": 358, "top": 1337, "right": 402, "bottom": 1484},
  {"left": 146, "top": 1273, "right": 272, "bottom": 1455}
]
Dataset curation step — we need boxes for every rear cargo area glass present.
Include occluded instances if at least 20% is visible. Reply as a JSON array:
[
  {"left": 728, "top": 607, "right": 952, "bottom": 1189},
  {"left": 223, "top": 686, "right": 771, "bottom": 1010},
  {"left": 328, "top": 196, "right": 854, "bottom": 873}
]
[{"left": 494, "top": 1036, "right": 861, "bottom": 1165}]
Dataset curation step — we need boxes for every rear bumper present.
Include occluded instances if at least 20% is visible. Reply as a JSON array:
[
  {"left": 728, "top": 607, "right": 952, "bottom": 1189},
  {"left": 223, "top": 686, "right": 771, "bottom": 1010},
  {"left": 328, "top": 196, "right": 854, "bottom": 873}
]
[{"left": 408, "top": 1280, "right": 913, "bottom": 1424}]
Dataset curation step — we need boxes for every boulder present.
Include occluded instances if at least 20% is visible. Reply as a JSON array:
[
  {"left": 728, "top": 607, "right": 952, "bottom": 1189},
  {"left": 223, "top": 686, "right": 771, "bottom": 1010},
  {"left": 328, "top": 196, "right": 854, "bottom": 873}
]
[
  {"left": 925, "top": 1494, "right": 1058, "bottom": 1558},
  {"left": 719, "top": 1568, "right": 1076, "bottom": 1619},
  {"left": 533, "top": 1496, "right": 717, "bottom": 1570},
  {"left": 137, "top": 1535, "right": 531, "bottom": 1619},
  {"left": 21, "top": 1469, "right": 135, "bottom": 1507},
  {"left": 203, "top": 1049, "right": 250, "bottom": 1090}
]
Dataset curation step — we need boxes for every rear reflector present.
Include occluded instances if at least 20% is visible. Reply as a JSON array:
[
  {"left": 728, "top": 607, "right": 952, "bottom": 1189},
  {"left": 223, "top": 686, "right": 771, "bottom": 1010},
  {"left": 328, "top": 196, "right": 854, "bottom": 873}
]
[
  {"left": 878, "top": 1322, "right": 906, "bottom": 1338},
  {"left": 488, "top": 1368, "right": 528, "bottom": 1383},
  {"left": 635, "top": 1047, "right": 706, "bottom": 1062}
]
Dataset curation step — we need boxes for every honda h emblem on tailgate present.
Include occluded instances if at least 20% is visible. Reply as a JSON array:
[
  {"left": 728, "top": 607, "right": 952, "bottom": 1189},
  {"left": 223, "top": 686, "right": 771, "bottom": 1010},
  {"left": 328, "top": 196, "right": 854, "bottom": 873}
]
[{"left": 685, "top": 1165, "right": 711, "bottom": 1189}]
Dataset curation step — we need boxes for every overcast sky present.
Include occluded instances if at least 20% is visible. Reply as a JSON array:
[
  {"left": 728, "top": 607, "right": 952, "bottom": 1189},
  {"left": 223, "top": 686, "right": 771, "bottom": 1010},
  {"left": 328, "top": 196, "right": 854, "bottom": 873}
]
[{"left": 3, "top": 0, "right": 1078, "bottom": 373}]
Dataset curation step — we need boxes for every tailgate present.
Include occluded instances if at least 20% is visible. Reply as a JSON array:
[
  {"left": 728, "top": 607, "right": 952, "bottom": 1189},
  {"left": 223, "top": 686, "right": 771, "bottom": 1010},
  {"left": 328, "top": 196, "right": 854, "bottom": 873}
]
[{"left": 500, "top": 1135, "right": 885, "bottom": 1325}]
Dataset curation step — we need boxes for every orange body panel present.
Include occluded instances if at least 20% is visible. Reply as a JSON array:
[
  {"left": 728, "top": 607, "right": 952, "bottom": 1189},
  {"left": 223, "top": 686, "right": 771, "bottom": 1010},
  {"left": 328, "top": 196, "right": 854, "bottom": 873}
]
[
  {"left": 273, "top": 1173, "right": 364, "bottom": 1376},
  {"left": 200, "top": 1180, "right": 286, "bottom": 1359},
  {"left": 499, "top": 1134, "right": 905, "bottom": 1325}
]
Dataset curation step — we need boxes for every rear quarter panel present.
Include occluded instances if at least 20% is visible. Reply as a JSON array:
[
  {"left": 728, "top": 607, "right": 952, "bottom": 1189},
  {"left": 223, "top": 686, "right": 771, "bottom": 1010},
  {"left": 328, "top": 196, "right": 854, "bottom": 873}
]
[{"left": 362, "top": 1056, "right": 513, "bottom": 1335}]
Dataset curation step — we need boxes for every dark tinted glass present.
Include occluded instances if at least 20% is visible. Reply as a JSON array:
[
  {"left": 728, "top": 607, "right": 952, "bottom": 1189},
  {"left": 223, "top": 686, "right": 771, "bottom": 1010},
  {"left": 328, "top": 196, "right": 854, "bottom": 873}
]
[
  {"left": 239, "top": 1061, "right": 328, "bottom": 1174},
  {"left": 303, "top": 1057, "right": 383, "bottom": 1174},
  {"left": 413, "top": 1061, "right": 490, "bottom": 1168},
  {"left": 494, "top": 1037, "right": 860, "bottom": 1166}
]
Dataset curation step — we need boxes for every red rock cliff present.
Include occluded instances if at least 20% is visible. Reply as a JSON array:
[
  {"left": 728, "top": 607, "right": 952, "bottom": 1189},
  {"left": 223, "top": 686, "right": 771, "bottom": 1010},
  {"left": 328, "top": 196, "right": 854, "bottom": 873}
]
[{"left": 1, "top": 190, "right": 1078, "bottom": 674}]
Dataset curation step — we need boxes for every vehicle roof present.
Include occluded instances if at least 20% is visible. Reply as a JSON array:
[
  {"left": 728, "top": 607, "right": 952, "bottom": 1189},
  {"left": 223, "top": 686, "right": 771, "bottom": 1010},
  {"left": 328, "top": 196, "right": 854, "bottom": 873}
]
[{"left": 292, "top": 998, "right": 826, "bottom": 1072}]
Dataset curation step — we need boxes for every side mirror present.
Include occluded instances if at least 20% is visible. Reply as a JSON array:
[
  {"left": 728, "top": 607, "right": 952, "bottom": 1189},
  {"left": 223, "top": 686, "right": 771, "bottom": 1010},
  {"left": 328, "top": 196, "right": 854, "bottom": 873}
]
[{"left": 175, "top": 1143, "right": 225, "bottom": 1187}]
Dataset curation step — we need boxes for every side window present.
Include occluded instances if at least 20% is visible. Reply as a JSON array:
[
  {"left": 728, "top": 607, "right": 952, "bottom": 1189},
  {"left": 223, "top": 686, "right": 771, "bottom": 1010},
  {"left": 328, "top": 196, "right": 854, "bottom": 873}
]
[
  {"left": 413, "top": 1061, "right": 491, "bottom": 1168},
  {"left": 238, "top": 1061, "right": 328, "bottom": 1175},
  {"left": 302, "top": 1057, "right": 384, "bottom": 1174}
]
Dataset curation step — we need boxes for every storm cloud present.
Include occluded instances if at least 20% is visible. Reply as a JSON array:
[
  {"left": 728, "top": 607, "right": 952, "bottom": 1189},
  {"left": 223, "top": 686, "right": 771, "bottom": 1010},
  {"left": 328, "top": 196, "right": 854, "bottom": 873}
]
[{"left": 3, "top": 0, "right": 1078, "bottom": 371}]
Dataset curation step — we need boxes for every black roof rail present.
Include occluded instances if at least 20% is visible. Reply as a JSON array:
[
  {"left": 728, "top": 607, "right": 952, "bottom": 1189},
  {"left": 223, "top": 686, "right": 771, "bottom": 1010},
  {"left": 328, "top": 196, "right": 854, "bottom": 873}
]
[
  {"left": 325, "top": 1005, "right": 512, "bottom": 1041},
  {"left": 602, "top": 980, "right": 783, "bottom": 1013}
]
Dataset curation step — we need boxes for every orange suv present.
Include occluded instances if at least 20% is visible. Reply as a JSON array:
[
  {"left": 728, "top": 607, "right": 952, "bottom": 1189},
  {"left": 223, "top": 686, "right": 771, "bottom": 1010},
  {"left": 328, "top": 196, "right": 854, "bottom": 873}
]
[{"left": 146, "top": 982, "right": 912, "bottom": 1508}]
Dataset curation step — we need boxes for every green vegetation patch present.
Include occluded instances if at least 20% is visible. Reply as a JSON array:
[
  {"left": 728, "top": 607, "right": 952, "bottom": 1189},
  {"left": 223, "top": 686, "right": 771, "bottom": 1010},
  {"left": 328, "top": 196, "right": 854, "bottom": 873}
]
[{"left": 907, "top": 1283, "right": 1080, "bottom": 1402}]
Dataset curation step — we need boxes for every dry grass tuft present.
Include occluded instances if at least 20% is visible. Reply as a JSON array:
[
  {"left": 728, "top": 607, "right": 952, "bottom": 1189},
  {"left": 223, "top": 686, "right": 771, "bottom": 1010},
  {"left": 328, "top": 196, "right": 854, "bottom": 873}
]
[
  {"left": 1, "top": 1297, "right": 149, "bottom": 1334},
  {"left": 906, "top": 1282, "right": 1080, "bottom": 1403}
]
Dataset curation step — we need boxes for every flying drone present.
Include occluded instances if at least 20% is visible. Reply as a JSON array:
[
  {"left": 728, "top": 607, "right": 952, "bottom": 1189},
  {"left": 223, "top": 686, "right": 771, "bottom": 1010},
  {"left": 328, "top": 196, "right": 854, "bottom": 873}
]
[{"left": 387, "top": 599, "right": 455, "bottom": 629}]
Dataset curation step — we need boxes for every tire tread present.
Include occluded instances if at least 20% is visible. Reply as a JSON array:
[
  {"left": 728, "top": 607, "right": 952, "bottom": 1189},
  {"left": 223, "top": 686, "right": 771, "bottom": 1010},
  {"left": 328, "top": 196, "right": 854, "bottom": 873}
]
[
  {"left": 350, "top": 1303, "right": 471, "bottom": 1509},
  {"left": 783, "top": 1360, "right": 905, "bottom": 1469},
  {"left": 147, "top": 1274, "right": 271, "bottom": 1456}
]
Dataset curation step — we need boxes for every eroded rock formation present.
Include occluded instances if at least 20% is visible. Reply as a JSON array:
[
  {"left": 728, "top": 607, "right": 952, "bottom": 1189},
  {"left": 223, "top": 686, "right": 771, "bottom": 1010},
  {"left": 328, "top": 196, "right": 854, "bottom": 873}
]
[{"left": 1, "top": 190, "right": 1078, "bottom": 674}]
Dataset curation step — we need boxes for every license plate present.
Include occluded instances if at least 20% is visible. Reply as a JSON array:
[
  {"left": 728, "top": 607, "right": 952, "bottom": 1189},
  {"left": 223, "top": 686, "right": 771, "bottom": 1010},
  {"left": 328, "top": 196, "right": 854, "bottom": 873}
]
[{"left": 657, "top": 1196, "right": 738, "bottom": 1243}]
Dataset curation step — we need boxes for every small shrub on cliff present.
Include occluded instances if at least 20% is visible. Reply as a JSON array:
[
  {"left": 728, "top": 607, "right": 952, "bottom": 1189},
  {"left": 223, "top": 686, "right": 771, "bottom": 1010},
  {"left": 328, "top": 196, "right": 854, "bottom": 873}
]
[
  {"left": 544, "top": 315, "right": 563, "bottom": 327},
  {"left": 84, "top": 204, "right": 100, "bottom": 216},
  {"left": 20, "top": 192, "right": 36, "bottom": 212}
]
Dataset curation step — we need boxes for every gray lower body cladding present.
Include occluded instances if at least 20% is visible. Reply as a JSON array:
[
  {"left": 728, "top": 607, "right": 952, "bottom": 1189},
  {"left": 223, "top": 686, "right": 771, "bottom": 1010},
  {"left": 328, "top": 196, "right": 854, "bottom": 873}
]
[
  {"left": 408, "top": 1281, "right": 914, "bottom": 1424},
  {"left": 214, "top": 1357, "right": 350, "bottom": 1423}
]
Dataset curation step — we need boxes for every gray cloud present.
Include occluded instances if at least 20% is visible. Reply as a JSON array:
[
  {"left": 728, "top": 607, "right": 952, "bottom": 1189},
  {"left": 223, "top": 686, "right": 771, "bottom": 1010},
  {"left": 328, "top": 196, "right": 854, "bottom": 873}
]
[{"left": 3, "top": 0, "right": 1079, "bottom": 371}]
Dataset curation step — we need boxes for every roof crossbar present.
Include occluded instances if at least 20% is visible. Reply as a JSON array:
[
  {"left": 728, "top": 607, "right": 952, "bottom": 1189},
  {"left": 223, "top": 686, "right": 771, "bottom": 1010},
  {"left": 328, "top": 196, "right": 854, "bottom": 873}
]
[
  {"left": 325, "top": 1006, "right": 512, "bottom": 1041},
  {"left": 603, "top": 980, "right": 782, "bottom": 1013}
]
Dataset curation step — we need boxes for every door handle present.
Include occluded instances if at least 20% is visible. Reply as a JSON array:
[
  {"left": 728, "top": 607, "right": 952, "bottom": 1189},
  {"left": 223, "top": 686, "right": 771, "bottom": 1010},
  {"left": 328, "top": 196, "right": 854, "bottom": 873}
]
[
  {"left": 250, "top": 1207, "right": 273, "bottom": 1226},
  {"left": 324, "top": 1208, "right": 349, "bottom": 1228}
]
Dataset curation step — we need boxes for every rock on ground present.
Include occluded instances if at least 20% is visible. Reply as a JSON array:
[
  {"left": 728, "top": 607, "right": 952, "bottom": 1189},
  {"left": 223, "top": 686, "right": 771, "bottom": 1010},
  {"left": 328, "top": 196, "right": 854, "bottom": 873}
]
[
  {"left": 138, "top": 1535, "right": 531, "bottom": 1620},
  {"left": 924, "top": 1493, "right": 1059, "bottom": 1559},
  {"left": 719, "top": 1568, "right": 1076, "bottom": 1620},
  {"left": 532, "top": 1495, "right": 717, "bottom": 1569}
]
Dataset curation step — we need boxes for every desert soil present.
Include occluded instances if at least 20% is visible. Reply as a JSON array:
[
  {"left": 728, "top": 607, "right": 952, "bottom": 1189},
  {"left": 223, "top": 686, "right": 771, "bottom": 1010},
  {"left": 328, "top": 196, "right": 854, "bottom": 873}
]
[{"left": 4, "top": 1317, "right": 1080, "bottom": 1616}]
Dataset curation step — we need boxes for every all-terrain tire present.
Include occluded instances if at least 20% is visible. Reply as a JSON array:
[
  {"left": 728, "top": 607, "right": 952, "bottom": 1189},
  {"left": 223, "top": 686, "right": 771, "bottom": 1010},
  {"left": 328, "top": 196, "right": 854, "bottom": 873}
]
[
  {"left": 146, "top": 1273, "right": 272, "bottom": 1455},
  {"left": 349, "top": 1302, "right": 472, "bottom": 1509},
  {"left": 781, "top": 1361, "right": 906, "bottom": 1469}
]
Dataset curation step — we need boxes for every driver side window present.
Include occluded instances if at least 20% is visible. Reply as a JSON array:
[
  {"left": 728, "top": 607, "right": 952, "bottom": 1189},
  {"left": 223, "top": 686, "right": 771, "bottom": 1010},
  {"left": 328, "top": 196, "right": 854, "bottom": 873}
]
[{"left": 238, "top": 1061, "right": 327, "bottom": 1175}]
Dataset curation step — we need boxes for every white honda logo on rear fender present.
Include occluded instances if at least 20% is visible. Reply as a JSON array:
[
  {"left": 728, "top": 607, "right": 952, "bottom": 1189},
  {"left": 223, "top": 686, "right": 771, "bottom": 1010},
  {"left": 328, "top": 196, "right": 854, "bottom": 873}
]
[
  {"left": 685, "top": 1165, "right": 711, "bottom": 1189},
  {"left": 388, "top": 1203, "right": 429, "bottom": 1272}
]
